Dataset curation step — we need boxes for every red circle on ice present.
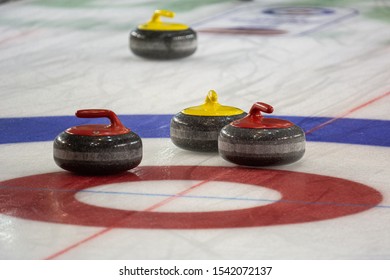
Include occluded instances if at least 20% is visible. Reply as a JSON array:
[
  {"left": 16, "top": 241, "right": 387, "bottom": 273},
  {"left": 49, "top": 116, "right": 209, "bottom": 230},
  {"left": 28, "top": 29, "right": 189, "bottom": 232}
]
[{"left": 0, "top": 166, "right": 382, "bottom": 229}]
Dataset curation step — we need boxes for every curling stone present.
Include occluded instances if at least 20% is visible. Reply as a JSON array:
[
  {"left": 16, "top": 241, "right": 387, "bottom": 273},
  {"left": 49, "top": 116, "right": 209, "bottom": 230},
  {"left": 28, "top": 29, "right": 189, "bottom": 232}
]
[
  {"left": 53, "top": 109, "right": 142, "bottom": 175},
  {"left": 129, "top": 10, "right": 197, "bottom": 59},
  {"left": 170, "top": 90, "right": 246, "bottom": 152},
  {"left": 218, "top": 102, "right": 305, "bottom": 166}
]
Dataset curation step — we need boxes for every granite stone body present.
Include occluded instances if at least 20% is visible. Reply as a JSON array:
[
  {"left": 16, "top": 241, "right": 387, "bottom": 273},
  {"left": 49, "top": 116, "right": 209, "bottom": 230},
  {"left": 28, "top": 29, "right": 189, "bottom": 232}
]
[
  {"left": 130, "top": 28, "right": 197, "bottom": 59},
  {"left": 218, "top": 124, "right": 305, "bottom": 166},
  {"left": 53, "top": 132, "right": 142, "bottom": 174},
  {"left": 170, "top": 112, "right": 247, "bottom": 152}
]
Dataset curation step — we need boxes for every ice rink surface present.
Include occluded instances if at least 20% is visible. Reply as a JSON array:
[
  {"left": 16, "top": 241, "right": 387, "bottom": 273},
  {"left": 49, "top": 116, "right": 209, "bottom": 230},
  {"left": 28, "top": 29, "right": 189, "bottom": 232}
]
[{"left": 0, "top": 0, "right": 389, "bottom": 260}]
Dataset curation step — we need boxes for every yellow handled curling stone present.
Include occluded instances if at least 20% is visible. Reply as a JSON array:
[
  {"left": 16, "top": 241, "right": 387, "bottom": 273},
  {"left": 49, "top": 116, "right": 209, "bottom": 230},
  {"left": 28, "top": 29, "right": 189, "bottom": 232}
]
[
  {"left": 170, "top": 90, "right": 246, "bottom": 152},
  {"left": 130, "top": 10, "right": 197, "bottom": 59}
]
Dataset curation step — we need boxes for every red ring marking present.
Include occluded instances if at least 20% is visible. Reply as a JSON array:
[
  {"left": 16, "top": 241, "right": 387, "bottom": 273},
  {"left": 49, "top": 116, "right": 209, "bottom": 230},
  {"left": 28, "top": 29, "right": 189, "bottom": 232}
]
[{"left": 0, "top": 166, "right": 382, "bottom": 229}]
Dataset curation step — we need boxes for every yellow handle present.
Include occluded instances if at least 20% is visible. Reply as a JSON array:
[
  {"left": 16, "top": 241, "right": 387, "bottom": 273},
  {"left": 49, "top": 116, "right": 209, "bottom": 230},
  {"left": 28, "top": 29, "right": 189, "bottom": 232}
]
[
  {"left": 151, "top": 10, "right": 175, "bottom": 23},
  {"left": 205, "top": 90, "right": 218, "bottom": 104},
  {"left": 182, "top": 90, "right": 244, "bottom": 116},
  {"left": 138, "top": 10, "right": 189, "bottom": 31}
]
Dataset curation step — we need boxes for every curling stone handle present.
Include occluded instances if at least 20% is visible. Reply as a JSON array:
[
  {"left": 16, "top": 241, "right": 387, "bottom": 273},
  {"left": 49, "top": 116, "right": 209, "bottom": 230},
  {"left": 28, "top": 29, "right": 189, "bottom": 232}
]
[
  {"left": 151, "top": 10, "right": 175, "bottom": 23},
  {"left": 249, "top": 102, "right": 274, "bottom": 117},
  {"left": 206, "top": 90, "right": 218, "bottom": 103},
  {"left": 75, "top": 109, "right": 125, "bottom": 129}
]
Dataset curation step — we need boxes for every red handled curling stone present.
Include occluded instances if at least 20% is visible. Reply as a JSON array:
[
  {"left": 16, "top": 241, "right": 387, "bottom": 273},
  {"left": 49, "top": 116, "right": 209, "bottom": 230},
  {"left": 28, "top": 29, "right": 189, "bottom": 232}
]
[
  {"left": 53, "top": 109, "right": 142, "bottom": 175},
  {"left": 218, "top": 102, "right": 305, "bottom": 166},
  {"left": 170, "top": 90, "right": 246, "bottom": 152}
]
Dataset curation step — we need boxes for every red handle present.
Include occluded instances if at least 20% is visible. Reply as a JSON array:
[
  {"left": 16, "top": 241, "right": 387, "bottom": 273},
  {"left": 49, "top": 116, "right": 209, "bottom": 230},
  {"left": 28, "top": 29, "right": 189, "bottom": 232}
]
[
  {"left": 249, "top": 102, "right": 274, "bottom": 117},
  {"left": 75, "top": 109, "right": 125, "bottom": 129},
  {"left": 231, "top": 102, "right": 293, "bottom": 129}
]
